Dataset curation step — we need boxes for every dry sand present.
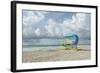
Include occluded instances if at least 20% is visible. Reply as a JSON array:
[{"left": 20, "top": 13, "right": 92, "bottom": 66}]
[{"left": 22, "top": 49, "right": 91, "bottom": 63}]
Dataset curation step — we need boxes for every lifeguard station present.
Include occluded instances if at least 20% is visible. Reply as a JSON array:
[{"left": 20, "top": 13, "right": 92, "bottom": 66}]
[{"left": 63, "top": 34, "right": 79, "bottom": 49}]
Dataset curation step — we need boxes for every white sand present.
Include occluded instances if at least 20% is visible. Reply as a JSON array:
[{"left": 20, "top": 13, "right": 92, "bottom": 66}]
[{"left": 22, "top": 49, "right": 91, "bottom": 63}]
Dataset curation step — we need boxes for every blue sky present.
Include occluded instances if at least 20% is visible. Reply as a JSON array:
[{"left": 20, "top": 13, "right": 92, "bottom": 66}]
[{"left": 22, "top": 10, "right": 91, "bottom": 45}]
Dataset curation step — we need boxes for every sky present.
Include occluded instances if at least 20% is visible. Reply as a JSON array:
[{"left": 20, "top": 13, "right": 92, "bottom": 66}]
[{"left": 22, "top": 10, "right": 91, "bottom": 46}]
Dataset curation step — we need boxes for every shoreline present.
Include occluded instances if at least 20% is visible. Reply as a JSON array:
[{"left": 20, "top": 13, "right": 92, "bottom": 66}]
[{"left": 23, "top": 45, "right": 90, "bottom": 52}]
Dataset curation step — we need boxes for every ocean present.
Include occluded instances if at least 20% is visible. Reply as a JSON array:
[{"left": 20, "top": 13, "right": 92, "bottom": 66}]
[
  {"left": 23, "top": 38, "right": 90, "bottom": 51},
  {"left": 23, "top": 45, "right": 90, "bottom": 51}
]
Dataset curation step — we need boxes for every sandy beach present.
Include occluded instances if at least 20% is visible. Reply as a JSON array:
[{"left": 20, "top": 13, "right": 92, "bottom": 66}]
[{"left": 22, "top": 48, "right": 91, "bottom": 63}]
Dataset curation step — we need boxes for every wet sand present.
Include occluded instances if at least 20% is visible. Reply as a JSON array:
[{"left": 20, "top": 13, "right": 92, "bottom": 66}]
[{"left": 22, "top": 49, "right": 91, "bottom": 63}]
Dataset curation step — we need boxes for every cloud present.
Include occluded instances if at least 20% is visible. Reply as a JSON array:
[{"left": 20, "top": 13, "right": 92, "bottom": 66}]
[
  {"left": 35, "top": 28, "right": 40, "bottom": 36},
  {"left": 23, "top": 26, "right": 37, "bottom": 39},
  {"left": 45, "top": 19, "right": 63, "bottom": 36},
  {"left": 23, "top": 10, "right": 45, "bottom": 27},
  {"left": 23, "top": 10, "right": 90, "bottom": 41},
  {"left": 62, "top": 13, "right": 88, "bottom": 32},
  {"left": 44, "top": 13, "right": 90, "bottom": 39},
  {"left": 23, "top": 10, "right": 48, "bottom": 38}
]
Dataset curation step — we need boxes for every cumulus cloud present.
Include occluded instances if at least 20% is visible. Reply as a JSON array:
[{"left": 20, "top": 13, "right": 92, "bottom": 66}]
[
  {"left": 45, "top": 19, "right": 60, "bottom": 36},
  {"left": 44, "top": 13, "right": 90, "bottom": 39},
  {"left": 23, "top": 10, "right": 90, "bottom": 41},
  {"left": 22, "top": 10, "right": 48, "bottom": 38},
  {"left": 23, "top": 10, "right": 45, "bottom": 27},
  {"left": 35, "top": 28, "right": 40, "bottom": 36}
]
